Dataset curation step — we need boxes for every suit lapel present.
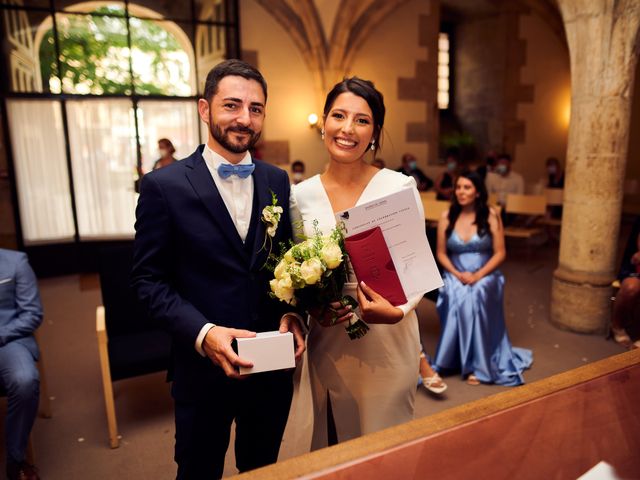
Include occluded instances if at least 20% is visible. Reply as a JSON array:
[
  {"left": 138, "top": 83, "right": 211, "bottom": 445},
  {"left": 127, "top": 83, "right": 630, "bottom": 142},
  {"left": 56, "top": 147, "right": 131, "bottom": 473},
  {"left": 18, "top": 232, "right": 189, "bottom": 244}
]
[
  {"left": 184, "top": 150, "right": 246, "bottom": 260},
  {"left": 249, "top": 162, "right": 271, "bottom": 270}
]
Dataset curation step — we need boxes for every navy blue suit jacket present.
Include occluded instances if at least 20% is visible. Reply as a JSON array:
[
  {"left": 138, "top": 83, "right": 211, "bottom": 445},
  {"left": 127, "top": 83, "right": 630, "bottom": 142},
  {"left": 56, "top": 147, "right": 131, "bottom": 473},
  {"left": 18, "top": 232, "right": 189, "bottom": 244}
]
[
  {"left": 0, "top": 249, "right": 43, "bottom": 359},
  {"left": 131, "top": 146, "right": 293, "bottom": 401}
]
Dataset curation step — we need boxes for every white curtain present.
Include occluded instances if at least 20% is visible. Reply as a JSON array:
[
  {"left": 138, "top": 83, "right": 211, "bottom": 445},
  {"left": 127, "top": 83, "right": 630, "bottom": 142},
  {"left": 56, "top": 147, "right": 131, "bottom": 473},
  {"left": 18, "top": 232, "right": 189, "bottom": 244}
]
[
  {"left": 137, "top": 100, "right": 200, "bottom": 173},
  {"left": 7, "top": 100, "right": 75, "bottom": 244},
  {"left": 66, "top": 99, "right": 137, "bottom": 239}
]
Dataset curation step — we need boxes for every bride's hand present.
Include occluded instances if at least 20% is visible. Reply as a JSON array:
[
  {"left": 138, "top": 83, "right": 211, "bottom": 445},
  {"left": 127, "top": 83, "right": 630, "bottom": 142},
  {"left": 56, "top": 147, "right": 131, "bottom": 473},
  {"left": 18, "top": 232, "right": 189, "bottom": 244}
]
[
  {"left": 309, "top": 301, "right": 353, "bottom": 327},
  {"left": 357, "top": 282, "right": 403, "bottom": 324}
]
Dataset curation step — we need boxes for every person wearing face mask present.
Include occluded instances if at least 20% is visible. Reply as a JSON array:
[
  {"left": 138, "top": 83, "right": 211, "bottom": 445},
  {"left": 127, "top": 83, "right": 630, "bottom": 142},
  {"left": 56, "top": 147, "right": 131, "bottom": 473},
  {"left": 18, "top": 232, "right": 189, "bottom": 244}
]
[
  {"left": 485, "top": 153, "right": 524, "bottom": 206},
  {"left": 545, "top": 157, "right": 565, "bottom": 219},
  {"left": 290, "top": 160, "right": 306, "bottom": 184},
  {"left": 545, "top": 157, "right": 564, "bottom": 189},
  {"left": 136, "top": 139, "right": 178, "bottom": 193},
  {"left": 396, "top": 153, "right": 433, "bottom": 191},
  {"left": 434, "top": 148, "right": 459, "bottom": 201},
  {"left": 153, "top": 138, "right": 178, "bottom": 170}
]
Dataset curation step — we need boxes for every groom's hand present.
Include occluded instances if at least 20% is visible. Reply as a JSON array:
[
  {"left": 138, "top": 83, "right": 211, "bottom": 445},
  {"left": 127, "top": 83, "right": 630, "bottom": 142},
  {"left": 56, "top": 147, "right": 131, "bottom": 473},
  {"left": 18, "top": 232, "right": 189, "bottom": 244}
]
[
  {"left": 279, "top": 314, "right": 306, "bottom": 361},
  {"left": 202, "top": 326, "right": 255, "bottom": 379}
]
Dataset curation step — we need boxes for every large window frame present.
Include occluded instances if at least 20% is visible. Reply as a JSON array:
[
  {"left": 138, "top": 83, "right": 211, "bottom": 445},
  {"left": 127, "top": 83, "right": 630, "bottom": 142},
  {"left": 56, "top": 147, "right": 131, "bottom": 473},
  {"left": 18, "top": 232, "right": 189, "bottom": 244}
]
[{"left": 0, "top": 0, "right": 240, "bottom": 274}]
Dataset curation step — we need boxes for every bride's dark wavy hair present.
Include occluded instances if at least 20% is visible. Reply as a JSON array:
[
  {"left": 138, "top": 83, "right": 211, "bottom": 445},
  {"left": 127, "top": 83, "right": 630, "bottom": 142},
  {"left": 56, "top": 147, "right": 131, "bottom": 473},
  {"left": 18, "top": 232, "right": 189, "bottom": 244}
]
[
  {"left": 446, "top": 170, "right": 491, "bottom": 238},
  {"left": 323, "top": 77, "right": 385, "bottom": 156}
]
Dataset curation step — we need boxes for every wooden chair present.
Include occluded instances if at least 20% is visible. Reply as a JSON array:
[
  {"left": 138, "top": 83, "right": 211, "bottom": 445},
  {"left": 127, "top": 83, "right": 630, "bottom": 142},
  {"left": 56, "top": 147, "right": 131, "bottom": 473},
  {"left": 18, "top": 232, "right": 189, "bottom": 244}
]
[
  {"left": 419, "top": 190, "right": 437, "bottom": 201},
  {"left": 422, "top": 199, "right": 450, "bottom": 226},
  {"left": 503, "top": 193, "right": 547, "bottom": 239},
  {"left": 96, "top": 243, "right": 171, "bottom": 448},
  {"left": 537, "top": 188, "right": 564, "bottom": 227}
]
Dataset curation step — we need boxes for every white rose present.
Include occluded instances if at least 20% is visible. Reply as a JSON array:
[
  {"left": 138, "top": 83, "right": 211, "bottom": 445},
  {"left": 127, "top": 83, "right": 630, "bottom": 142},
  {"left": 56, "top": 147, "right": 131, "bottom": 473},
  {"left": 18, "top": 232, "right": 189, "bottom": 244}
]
[
  {"left": 275, "top": 281, "right": 295, "bottom": 304},
  {"left": 300, "top": 257, "right": 324, "bottom": 285},
  {"left": 321, "top": 242, "right": 343, "bottom": 269},
  {"left": 279, "top": 272, "right": 293, "bottom": 289},
  {"left": 262, "top": 208, "right": 274, "bottom": 223},
  {"left": 270, "top": 278, "right": 295, "bottom": 303},
  {"left": 267, "top": 225, "right": 277, "bottom": 237},
  {"left": 274, "top": 259, "right": 288, "bottom": 279},
  {"left": 273, "top": 206, "right": 283, "bottom": 214},
  {"left": 284, "top": 249, "right": 295, "bottom": 263}
]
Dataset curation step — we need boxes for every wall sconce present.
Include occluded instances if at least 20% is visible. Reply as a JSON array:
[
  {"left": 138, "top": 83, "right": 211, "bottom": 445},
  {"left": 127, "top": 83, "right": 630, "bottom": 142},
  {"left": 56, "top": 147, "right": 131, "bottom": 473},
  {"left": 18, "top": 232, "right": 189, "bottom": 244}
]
[{"left": 308, "top": 113, "right": 322, "bottom": 133}]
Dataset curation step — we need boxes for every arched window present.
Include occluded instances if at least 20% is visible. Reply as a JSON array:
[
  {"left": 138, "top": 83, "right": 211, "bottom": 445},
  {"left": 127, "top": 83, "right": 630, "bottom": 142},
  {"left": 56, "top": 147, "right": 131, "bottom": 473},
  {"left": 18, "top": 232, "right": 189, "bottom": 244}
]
[
  {"left": 35, "top": 2, "right": 196, "bottom": 96},
  {"left": 0, "top": 0, "right": 238, "bottom": 247}
]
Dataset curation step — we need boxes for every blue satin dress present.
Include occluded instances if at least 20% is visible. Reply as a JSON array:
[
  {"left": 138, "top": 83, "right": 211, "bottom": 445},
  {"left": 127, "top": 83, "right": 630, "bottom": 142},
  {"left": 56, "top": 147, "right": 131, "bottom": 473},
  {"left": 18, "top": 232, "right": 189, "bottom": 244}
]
[{"left": 433, "top": 231, "right": 533, "bottom": 386}]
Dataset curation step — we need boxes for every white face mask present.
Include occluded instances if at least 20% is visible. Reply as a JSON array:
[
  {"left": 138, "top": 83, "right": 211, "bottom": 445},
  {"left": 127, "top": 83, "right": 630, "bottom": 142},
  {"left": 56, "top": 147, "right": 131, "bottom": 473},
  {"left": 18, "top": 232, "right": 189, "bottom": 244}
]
[
  {"left": 292, "top": 172, "right": 304, "bottom": 182},
  {"left": 496, "top": 164, "right": 508, "bottom": 175}
]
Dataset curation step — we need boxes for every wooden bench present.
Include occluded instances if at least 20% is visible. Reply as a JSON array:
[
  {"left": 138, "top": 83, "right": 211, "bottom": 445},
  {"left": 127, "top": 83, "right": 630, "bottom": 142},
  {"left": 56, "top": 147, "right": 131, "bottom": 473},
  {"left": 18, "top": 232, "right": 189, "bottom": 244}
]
[
  {"left": 422, "top": 198, "right": 450, "bottom": 226},
  {"left": 503, "top": 193, "right": 547, "bottom": 239}
]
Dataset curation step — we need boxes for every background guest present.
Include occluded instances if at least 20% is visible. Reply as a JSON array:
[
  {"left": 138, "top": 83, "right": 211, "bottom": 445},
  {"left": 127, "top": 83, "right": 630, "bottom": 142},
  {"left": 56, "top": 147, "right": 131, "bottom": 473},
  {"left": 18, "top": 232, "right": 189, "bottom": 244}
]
[
  {"left": 545, "top": 156, "right": 565, "bottom": 189},
  {"left": 432, "top": 171, "right": 532, "bottom": 386},
  {"left": 0, "top": 248, "right": 43, "bottom": 480},
  {"left": 545, "top": 156, "right": 565, "bottom": 219},
  {"left": 434, "top": 148, "right": 459, "bottom": 200},
  {"left": 611, "top": 217, "right": 640, "bottom": 349},
  {"left": 485, "top": 153, "right": 524, "bottom": 206},
  {"left": 291, "top": 159, "right": 306, "bottom": 184},
  {"left": 153, "top": 138, "right": 178, "bottom": 170},
  {"left": 397, "top": 153, "right": 433, "bottom": 191},
  {"left": 476, "top": 149, "right": 497, "bottom": 182}
]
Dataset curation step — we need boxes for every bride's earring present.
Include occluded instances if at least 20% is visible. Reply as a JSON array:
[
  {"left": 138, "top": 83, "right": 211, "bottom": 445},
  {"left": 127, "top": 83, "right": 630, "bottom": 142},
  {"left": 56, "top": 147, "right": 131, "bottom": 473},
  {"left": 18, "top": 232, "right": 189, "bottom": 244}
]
[
  {"left": 370, "top": 139, "right": 375, "bottom": 151},
  {"left": 321, "top": 129, "right": 325, "bottom": 140}
]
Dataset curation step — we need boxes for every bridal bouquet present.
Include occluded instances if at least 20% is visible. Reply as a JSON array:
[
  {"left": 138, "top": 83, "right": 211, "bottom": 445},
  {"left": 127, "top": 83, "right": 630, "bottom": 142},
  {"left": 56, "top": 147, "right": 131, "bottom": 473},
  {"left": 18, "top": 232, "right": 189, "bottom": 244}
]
[{"left": 267, "top": 221, "right": 369, "bottom": 339}]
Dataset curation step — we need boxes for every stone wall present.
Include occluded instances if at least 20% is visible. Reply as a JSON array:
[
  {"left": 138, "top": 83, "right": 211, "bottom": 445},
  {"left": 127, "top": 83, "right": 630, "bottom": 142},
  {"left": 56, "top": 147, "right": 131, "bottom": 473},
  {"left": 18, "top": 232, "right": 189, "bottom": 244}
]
[{"left": 453, "top": 15, "right": 507, "bottom": 155}]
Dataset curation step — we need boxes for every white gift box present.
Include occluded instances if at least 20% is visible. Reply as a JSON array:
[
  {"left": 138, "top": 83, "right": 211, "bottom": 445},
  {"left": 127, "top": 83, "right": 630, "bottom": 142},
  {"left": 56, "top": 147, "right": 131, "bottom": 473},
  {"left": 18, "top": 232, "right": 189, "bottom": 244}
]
[{"left": 236, "top": 331, "right": 295, "bottom": 375}]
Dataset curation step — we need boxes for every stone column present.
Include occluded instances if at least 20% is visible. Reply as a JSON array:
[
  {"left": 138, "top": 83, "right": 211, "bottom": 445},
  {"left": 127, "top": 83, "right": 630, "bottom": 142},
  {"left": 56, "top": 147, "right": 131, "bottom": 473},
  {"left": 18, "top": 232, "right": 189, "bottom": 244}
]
[{"left": 551, "top": 1, "right": 640, "bottom": 333}]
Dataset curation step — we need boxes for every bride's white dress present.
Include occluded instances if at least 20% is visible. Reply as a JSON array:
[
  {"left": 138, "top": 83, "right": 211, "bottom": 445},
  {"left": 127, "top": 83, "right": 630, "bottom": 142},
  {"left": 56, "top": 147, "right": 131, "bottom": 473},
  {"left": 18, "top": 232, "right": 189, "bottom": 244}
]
[{"left": 290, "top": 169, "right": 424, "bottom": 448}]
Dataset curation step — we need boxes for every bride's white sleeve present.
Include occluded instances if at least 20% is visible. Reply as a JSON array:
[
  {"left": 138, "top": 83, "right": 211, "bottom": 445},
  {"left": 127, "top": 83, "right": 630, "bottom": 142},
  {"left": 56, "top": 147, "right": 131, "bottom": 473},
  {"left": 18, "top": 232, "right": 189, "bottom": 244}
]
[
  {"left": 395, "top": 174, "right": 428, "bottom": 318},
  {"left": 289, "top": 184, "right": 304, "bottom": 243}
]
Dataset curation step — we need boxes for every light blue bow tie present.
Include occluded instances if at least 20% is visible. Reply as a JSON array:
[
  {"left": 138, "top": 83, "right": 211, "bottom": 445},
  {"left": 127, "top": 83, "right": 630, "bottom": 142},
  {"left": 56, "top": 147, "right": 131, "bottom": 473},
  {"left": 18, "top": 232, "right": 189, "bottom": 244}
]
[{"left": 217, "top": 163, "right": 255, "bottom": 179}]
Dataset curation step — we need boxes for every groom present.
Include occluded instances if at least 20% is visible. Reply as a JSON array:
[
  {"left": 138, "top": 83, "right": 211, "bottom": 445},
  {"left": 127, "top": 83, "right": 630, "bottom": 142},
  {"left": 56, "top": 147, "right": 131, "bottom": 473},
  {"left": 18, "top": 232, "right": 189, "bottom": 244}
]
[{"left": 131, "top": 59, "right": 305, "bottom": 479}]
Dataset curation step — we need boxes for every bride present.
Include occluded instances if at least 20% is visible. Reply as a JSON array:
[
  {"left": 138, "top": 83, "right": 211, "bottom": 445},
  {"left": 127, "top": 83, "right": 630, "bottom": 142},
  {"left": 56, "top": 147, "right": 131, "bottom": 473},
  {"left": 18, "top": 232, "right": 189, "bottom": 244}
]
[{"left": 291, "top": 77, "right": 430, "bottom": 448}]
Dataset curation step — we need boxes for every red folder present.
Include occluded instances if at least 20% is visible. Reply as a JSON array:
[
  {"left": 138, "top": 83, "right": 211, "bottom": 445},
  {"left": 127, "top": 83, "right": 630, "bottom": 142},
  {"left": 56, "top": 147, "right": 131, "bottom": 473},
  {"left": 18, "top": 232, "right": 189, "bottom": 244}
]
[{"left": 344, "top": 226, "right": 407, "bottom": 306}]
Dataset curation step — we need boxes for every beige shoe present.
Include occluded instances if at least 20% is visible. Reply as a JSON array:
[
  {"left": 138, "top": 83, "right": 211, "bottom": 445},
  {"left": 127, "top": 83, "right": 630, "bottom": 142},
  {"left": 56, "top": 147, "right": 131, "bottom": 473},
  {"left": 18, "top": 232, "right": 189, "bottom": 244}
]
[
  {"left": 421, "top": 373, "right": 448, "bottom": 394},
  {"left": 611, "top": 327, "right": 632, "bottom": 347}
]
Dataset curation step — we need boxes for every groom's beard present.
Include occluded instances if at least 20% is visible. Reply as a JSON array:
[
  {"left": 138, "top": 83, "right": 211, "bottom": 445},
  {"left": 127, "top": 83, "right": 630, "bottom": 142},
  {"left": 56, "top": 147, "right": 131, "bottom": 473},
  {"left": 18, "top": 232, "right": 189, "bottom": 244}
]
[{"left": 210, "top": 119, "right": 261, "bottom": 154}]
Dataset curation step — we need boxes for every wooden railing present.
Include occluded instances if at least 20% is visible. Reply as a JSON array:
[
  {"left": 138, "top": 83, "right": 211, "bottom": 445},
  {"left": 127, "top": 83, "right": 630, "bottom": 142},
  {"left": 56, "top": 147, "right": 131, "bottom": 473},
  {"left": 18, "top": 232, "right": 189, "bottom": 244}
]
[{"left": 232, "top": 349, "right": 640, "bottom": 479}]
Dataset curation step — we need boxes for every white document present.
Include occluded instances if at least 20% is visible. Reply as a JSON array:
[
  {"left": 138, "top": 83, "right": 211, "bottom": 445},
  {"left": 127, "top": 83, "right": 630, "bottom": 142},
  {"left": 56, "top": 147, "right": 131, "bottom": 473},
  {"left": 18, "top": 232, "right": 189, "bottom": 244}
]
[
  {"left": 236, "top": 331, "right": 295, "bottom": 375},
  {"left": 335, "top": 187, "right": 443, "bottom": 297},
  {"left": 577, "top": 461, "right": 623, "bottom": 480}
]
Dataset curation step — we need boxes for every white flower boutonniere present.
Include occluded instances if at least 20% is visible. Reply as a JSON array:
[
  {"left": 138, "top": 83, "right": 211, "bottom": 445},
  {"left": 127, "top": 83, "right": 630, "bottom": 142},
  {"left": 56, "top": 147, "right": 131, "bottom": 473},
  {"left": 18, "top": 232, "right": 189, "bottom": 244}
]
[{"left": 260, "top": 190, "right": 283, "bottom": 255}]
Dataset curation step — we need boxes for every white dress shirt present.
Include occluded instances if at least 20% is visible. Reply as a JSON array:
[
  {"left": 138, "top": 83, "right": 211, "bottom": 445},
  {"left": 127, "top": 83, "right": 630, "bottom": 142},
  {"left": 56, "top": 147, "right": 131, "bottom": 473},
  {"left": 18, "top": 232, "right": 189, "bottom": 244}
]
[
  {"left": 202, "top": 145, "right": 254, "bottom": 242},
  {"left": 195, "top": 145, "right": 255, "bottom": 356},
  {"left": 485, "top": 170, "right": 525, "bottom": 205}
]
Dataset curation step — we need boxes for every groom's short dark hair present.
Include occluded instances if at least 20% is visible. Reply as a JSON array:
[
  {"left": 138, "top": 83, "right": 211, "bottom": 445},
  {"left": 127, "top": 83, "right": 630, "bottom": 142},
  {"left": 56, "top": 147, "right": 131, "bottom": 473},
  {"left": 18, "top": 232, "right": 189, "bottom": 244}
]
[{"left": 203, "top": 59, "right": 268, "bottom": 103}]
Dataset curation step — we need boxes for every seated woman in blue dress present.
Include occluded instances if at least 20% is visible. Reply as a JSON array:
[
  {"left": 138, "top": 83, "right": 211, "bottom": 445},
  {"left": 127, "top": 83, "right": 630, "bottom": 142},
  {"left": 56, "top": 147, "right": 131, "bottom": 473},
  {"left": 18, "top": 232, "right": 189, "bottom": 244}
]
[{"left": 432, "top": 171, "right": 533, "bottom": 386}]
